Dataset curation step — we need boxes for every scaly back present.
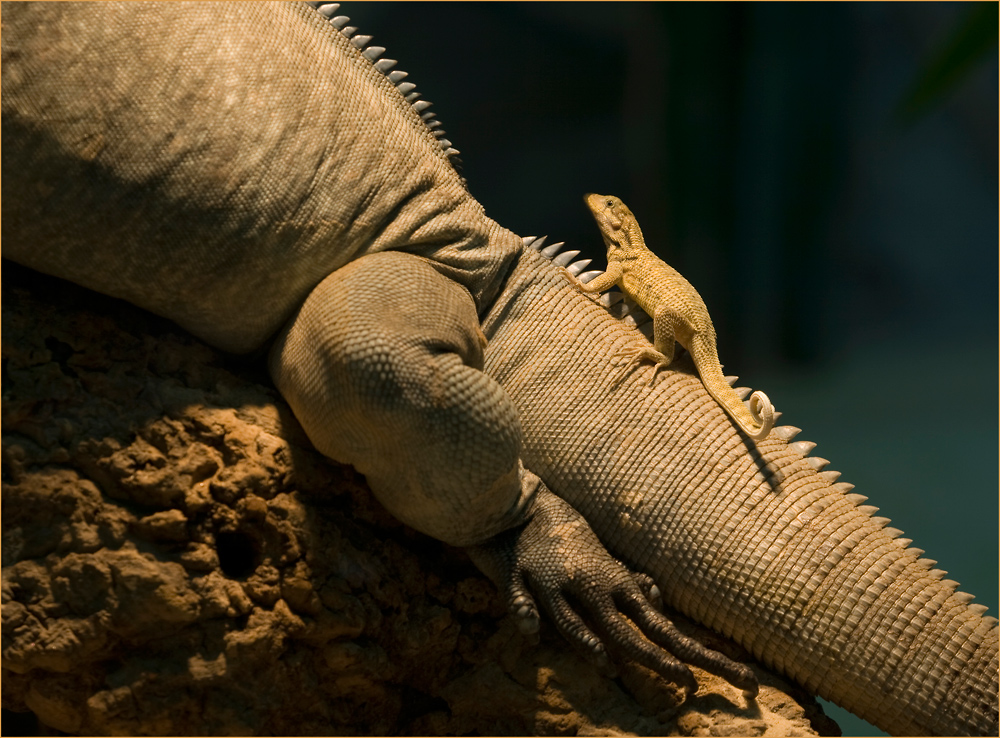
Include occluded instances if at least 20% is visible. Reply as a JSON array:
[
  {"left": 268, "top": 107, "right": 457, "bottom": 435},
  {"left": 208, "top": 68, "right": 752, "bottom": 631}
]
[{"left": 2, "top": 2, "right": 512, "bottom": 353}]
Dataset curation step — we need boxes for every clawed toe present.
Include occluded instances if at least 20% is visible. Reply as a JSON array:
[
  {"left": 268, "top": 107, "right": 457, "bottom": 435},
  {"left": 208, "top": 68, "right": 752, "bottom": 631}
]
[
  {"left": 470, "top": 486, "right": 757, "bottom": 700},
  {"left": 646, "top": 361, "right": 669, "bottom": 386},
  {"left": 611, "top": 345, "right": 670, "bottom": 385},
  {"left": 648, "top": 584, "right": 661, "bottom": 605},
  {"left": 580, "top": 636, "right": 616, "bottom": 677},
  {"left": 733, "top": 664, "right": 759, "bottom": 699},
  {"left": 630, "top": 571, "right": 663, "bottom": 609},
  {"left": 510, "top": 592, "right": 541, "bottom": 635}
]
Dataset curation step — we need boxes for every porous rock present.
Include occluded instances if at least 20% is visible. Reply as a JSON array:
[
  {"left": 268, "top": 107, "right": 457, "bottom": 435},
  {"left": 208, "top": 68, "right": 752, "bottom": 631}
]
[{"left": 1, "top": 263, "right": 839, "bottom": 736}]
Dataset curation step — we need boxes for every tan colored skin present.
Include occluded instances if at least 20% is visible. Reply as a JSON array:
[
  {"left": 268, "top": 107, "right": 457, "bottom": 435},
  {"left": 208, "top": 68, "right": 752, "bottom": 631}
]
[
  {"left": 577, "top": 193, "right": 774, "bottom": 441},
  {"left": 8, "top": 7, "right": 997, "bottom": 733}
]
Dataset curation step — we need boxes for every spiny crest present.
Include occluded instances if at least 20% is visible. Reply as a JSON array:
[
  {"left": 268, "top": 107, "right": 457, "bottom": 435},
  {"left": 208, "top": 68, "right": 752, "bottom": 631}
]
[
  {"left": 307, "top": 2, "right": 462, "bottom": 171},
  {"left": 523, "top": 234, "right": 652, "bottom": 335},
  {"left": 773, "top": 419, "right": 993, "bottom": 623},
  {"left": 528, "top": 233, "right": 996, "bottom": 627}
]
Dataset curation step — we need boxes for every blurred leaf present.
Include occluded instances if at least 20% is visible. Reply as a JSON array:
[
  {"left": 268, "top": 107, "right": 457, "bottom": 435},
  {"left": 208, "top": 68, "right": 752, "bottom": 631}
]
[{"left": 895, "top": 2, "right": 998, "bottom": 124}]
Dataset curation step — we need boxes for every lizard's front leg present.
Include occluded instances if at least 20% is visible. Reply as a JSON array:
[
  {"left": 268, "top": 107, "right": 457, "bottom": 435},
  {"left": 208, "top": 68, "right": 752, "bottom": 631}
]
[
  {"left": 269, "top": 250, "right": 757, "bottom": 696},
  {"left": 566, "top": 260, "right": 622, "bottom": 295}
]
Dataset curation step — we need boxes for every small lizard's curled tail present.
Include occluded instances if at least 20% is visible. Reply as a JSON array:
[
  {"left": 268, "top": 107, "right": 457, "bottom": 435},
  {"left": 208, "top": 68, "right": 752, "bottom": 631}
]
[{"left": 689, "top": 335, "right": 774, "bottom": 441}]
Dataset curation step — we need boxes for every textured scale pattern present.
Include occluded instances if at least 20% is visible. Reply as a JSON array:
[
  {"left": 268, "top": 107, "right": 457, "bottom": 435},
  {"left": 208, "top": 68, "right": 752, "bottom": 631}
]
[
  {"left": 483, "top": 243, "right": 998, "bottom": 736},
  {"left": 5, "top": 3, "right": 997, "bottom": 734},
  {"left": 305, "top": 2, "right": 464, "bottom": 171},
  {"left": 269, "top": 251, "right": 533, "bottom": 547},
  {"left": 2, "top": 2, "right": 507, "bottom": 354}
]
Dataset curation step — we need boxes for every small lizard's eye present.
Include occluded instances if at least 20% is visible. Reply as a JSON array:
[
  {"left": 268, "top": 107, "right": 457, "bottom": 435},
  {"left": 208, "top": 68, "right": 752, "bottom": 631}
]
[{"left": 606, "top": 199, "right": 614, "bottom": 208}]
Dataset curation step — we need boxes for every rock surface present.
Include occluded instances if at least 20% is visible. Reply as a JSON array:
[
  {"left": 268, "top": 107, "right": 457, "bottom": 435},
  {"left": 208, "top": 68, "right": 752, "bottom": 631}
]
[{"left": 1, "top": 263, "right": 840, "bottom": 736}]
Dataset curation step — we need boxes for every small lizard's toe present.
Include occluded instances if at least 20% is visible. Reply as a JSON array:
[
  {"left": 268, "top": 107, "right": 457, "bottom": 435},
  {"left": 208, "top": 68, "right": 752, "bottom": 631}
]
[
  {"left": 610, "top": 345, "right": 670, "bottom": 385},
  {"left": 560, "top": 268, "right": 580, "bottom": 288},
  {"left": 614, "top": 344, "right": 668, "bottom": 366},
  {"left": 646, "top": 360, "right": 671, "bottom": 386}
]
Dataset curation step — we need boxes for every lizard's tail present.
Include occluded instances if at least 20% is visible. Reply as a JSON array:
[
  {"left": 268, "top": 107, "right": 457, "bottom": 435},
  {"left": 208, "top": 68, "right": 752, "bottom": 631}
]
[{"left": 689, "top": 336, "right": 774, "bottom": 441}]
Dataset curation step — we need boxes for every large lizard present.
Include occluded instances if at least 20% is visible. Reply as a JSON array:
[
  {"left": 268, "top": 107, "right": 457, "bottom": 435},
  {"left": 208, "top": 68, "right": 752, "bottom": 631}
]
[
  {"left": 577, "top": 193, "right": 775, "bottom": 440},
  {"left": 2, "top": 3, "right": 996, "bottom": 735}
]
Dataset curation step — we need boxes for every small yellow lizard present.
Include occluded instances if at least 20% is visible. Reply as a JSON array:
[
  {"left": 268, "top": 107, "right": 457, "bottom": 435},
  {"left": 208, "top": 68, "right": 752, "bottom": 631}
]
[{"left": 574, "top": 193, "right": 774, "bottom": 441}]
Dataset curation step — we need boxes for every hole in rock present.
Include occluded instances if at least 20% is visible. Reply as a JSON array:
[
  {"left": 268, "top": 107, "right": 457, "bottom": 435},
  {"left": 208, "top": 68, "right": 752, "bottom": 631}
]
[
  {"left": 45, "top": 337, "right": 78, "bottom": 378},
  {"left": 216, "top": 531, "right": 259, "bottom": 579},
  {"left": 397, "top": 687, "right": 450, "bottom": 729}
]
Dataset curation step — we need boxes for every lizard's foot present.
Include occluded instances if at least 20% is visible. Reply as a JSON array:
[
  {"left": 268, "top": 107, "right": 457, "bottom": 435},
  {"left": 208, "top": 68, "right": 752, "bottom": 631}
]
[
  {"left": 561, "top": 267, "right": 582, "bottom": 289},
  {"left": 612, "top": 344, "right": 672, "bottom": 386},
  {"left": 468, "top": 483, "right": 759, "bottom": 698},
  {"left": 561, "top": 267, "right": 604, "bottom": 302},
  {"left": 504, "top": 563, "right": 663, "bottom": 655}
]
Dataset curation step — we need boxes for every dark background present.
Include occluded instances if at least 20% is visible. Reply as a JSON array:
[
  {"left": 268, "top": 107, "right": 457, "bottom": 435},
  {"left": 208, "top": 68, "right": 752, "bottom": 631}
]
[
  {"left": 340, "top": 3, "right": 998, "bottom": 734},
  {"left": 337, "top": 3, "right": 998, "bottom": 735}
]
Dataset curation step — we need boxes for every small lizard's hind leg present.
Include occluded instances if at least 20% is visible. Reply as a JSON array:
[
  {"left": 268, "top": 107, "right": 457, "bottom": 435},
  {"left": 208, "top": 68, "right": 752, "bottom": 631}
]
[
  {"left": 611, "top": 344, "right": 671, "bottom": 385},
  {"left": 650, "top": 305, "right": 680, "bottom": 363},
  {"left": 611, "top": 306, "right": 678, "bottom": 385}
]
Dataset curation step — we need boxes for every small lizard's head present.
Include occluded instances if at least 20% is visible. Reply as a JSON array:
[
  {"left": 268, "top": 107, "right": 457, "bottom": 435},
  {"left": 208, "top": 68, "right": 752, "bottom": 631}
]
[{"left": 584, "top": 193, "right": 633, "bottom": 253}]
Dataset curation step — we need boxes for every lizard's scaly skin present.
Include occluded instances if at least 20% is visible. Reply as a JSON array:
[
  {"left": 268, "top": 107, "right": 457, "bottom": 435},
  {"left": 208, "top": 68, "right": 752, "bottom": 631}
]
[
  {"left": 3, "top": 0, "right": 743, "bottom": 695},
  {"left": 579, "top": 194, "right": 775, "bottom": 440},
  {"left": 3, "top": 4, "right": 995, "bottom": 735},
  {"left": 488, "top": 245, "right": 998, "bottom": 737}
]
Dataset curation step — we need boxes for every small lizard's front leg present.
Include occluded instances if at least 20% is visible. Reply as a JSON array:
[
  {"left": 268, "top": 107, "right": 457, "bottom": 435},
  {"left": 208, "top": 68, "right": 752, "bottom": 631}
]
[{"left": 564, "top": 261, "right": 623, "bottom": 295}]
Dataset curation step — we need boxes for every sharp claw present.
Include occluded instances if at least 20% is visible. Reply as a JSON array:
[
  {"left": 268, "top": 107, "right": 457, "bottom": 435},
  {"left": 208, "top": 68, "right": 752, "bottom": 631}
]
[
  {"left": 517, "top": 617, "right": 539, "bottom": 636},
  {"left": 595, "top": 649, "right": 618, "bottom": 678},
  {"left": 736, "top": 665, "right": 759, "bottom": 699},
  {"left": 518, "top": 618, "right": 540, "bottom": 636},
  {"left": 514, "top": 606, "right": 540, "bottom": 635},
  {"left": 648, "top": 584, "right": 662, "bottom": 607}
]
